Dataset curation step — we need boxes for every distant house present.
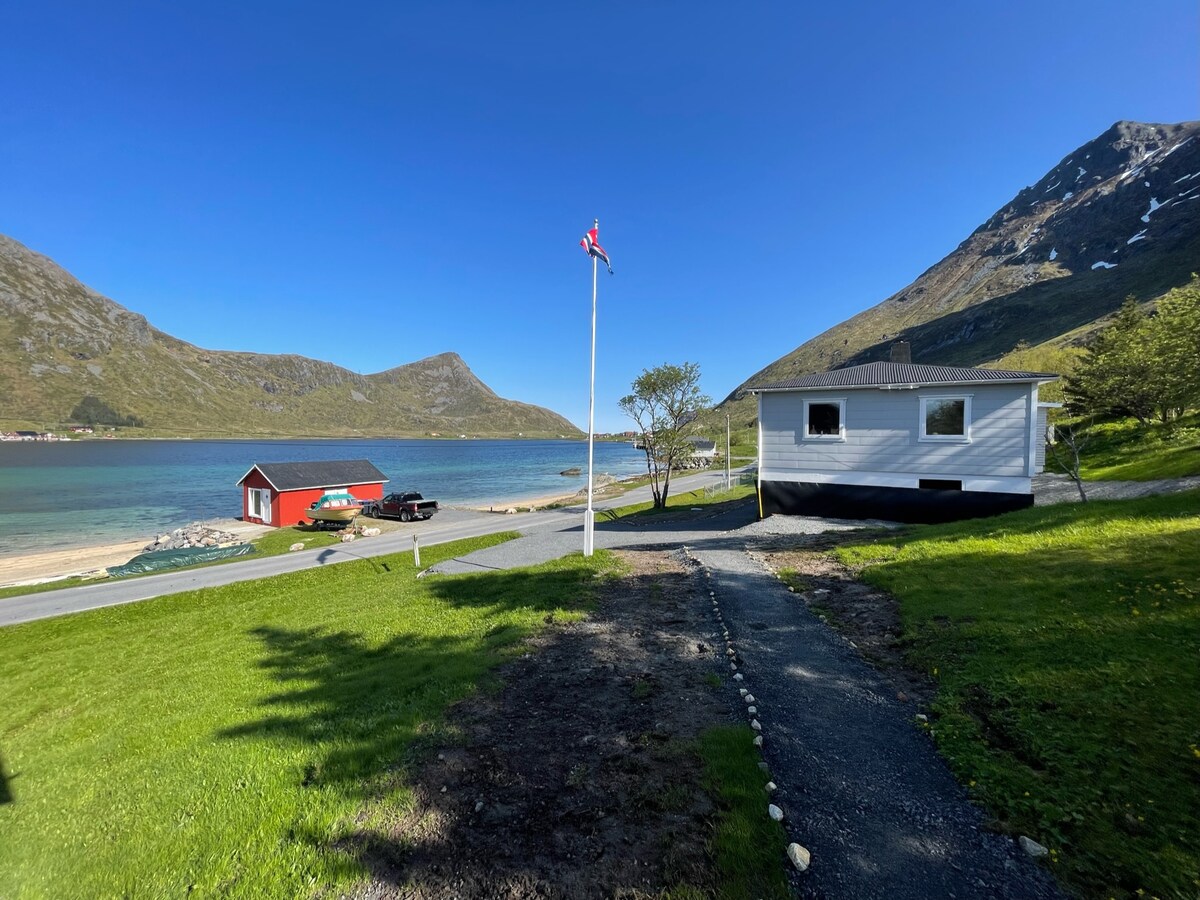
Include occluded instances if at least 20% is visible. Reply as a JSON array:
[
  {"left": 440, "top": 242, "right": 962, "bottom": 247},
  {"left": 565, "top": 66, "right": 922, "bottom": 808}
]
[
  {"left": 748, "top": 361, "right": 1059, "bottom": 524},
  {"left": 236, "top": 459, "right": 388, "bottom": 527},
  {"left": 685, "top": 437, "right": 717, "bottom": 460}
]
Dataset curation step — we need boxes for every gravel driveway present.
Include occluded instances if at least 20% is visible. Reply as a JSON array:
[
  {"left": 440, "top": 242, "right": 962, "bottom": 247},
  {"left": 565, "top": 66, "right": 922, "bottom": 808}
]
[{"left": 1033, "top": 472, "right": 1200, "bottom": 504}]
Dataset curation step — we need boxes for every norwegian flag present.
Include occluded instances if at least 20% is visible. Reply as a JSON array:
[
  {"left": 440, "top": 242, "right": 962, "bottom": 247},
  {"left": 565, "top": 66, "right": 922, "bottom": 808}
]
[{"left": 580, "top": 227, "right": 612, "bottom": 274}]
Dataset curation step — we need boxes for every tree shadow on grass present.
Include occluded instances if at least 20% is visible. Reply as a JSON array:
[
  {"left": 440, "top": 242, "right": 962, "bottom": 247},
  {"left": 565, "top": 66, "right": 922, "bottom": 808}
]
[
  {"left": 219, "top": 627, "right": 492, "bottom": 790},
  {"left": 0, "top": 751, "right": 13, "bottom": 805},
  {"left": 215, "top": 556, "right": 736, "bottom": 895},
  {"left": 215, "top": 562, "right": 610, "bottom": 883}
]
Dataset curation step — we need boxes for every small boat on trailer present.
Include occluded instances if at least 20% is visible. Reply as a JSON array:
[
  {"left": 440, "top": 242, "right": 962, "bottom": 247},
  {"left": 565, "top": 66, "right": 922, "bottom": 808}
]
[{"left": 306, "top": 491, "right": 364, "bottom": 525}]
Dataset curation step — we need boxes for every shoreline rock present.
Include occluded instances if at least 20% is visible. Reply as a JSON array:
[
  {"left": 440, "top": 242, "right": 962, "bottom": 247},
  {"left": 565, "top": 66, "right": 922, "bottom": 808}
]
[{"left": 143, "top": 523, "right": 241, "bottom": 553}]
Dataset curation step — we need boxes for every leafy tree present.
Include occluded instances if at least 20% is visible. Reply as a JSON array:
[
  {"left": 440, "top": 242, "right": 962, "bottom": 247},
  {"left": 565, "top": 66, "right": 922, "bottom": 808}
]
[
  {"left": 1149, "top": 277, "right": 1200, "bottom": 420},
  {"left": 1066, "top": 277, "right": 1200, "bottom": 425},
  {"left": 620, "top": 362, "right": 711, "bottom": 509},
  {"left": 1065, "top": 300, "right": 1158, "bottom": 424}
]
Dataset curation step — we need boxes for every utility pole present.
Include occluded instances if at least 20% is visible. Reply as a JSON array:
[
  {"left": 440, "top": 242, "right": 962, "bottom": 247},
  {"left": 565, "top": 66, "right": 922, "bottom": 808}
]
[{"left": 725, "top": 413, "right": 731, "bottom": 490}]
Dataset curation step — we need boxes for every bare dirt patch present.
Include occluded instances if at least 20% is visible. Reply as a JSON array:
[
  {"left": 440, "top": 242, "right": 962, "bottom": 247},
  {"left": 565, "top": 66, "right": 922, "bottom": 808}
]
[
  {"left": 751, "top": 536, "right": 937, "bottom": 709},
  {"left": 357, "top": 549, "right": 736, "bottom": 899}
]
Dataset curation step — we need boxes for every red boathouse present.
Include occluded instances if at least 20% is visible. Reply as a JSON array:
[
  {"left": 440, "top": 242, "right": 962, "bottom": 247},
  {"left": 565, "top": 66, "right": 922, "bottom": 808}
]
[{"left": 236, "top": 459, "right": 388, "bottom": 527}]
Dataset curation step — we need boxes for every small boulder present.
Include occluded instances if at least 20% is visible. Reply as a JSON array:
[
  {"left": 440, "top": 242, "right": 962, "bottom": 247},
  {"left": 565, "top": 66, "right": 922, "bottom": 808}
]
[
  {"left": 787, "top": 843, "right": 811, "bottom": 872},
  {"left": 768, "top": 803, "right": 784, "bottom": 821},
  {"left": 1018, "top": 836, "right": 1049, "bottom": 859},
  {"left": 288, "top": 542, "right": 305, "bottom": 552}
]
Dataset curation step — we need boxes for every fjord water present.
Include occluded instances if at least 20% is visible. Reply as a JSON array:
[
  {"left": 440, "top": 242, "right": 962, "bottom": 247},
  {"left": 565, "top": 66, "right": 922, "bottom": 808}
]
[{"left": 0, "top": 439, "right": 648, "bottom": 557}]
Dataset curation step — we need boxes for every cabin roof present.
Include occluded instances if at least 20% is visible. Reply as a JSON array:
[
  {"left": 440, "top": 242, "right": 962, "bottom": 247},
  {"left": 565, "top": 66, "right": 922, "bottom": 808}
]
[
  {"left": 749, "top": 361, "right": 1058, "bottom": 392},
  {"left": 236, "top": 459, "right": 389, "bottom": 491}
]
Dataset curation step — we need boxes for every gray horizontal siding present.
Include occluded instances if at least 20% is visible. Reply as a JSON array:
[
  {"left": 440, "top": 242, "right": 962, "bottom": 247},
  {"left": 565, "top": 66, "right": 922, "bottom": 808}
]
[{"left": 761, "top": 386, "right": 1032, "bottom": 477}]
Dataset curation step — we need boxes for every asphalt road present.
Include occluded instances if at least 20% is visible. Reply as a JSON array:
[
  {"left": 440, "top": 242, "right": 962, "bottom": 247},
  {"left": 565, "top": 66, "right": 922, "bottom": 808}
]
[{"left": 0, "top": 468, "right": 741, "bottom": 628}]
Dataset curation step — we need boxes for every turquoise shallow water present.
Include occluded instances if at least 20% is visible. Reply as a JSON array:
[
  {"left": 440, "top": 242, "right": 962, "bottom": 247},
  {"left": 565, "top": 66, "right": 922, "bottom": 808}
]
[{"left": 0, "top": 439, "right": 647, "bottom": 557}]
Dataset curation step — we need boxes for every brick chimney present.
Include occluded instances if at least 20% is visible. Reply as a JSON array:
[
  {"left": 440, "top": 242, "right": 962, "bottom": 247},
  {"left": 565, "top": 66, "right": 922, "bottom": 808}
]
[{"left": 890, "top": 341, "right": 912, "bottom": 364}]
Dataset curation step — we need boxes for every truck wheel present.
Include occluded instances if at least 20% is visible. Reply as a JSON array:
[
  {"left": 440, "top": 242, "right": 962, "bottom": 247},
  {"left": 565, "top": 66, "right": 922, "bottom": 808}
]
[
  {"left": 400, "top": 509, "right": 412, "bottom": 522},
  {"left": 368, "top": 506, "right": 380, "bottom": 518}
]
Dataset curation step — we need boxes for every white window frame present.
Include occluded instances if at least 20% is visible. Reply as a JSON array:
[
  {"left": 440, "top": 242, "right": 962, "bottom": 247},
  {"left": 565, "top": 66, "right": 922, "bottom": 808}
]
[
  {"left": 919, "top": 394, "right": 972, "bottom": 443},
  {"left": 802, "top": 398, "right": 846, "bottom": 442}
]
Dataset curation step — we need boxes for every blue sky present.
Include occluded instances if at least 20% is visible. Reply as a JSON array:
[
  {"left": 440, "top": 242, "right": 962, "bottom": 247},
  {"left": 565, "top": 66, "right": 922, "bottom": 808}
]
[{"left": 2, "top": 1, "right": 1196, "bottom": 432}]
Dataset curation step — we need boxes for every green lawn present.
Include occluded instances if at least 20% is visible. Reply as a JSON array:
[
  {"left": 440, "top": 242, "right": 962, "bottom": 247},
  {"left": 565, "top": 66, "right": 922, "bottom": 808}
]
[
  {"left": 0, "top": 532, "right": 619, "bottom": 897},
  {"left": 0, "top": 531, "right": 788, "bottom": 898},
  {"left": 597, "top": 482, "right": 756, "bottom": 522},
  {"left": 836, "top": 492, "right": 1200, "bottom": 899},
  {"left": 695, "top": 727, "right": 789, "bottom": 900}
]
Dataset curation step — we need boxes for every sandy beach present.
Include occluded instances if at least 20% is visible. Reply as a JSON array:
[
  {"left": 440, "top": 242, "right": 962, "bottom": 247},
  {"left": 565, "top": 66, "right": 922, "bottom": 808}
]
[
  {"left": 0, "top": 519, "right": 273, "bottom": 588},
  {"left": 0, "top": 540, "right": 151, "bottom": 588}
]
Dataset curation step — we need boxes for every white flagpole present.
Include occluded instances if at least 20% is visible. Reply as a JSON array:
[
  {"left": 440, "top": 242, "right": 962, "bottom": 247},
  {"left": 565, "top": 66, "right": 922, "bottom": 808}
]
[{"left": 584, "top": 219, "right": 599, "bottom": 557}]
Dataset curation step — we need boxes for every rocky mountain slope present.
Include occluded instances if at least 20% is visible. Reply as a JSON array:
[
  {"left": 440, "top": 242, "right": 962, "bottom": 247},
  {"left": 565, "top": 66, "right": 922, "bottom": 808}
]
[
  {"left": 721, "top": 120, "right": 1200, "bottom": 423},
  {"left": 0, "top": 234, "right": 580, "bottom": 437}
]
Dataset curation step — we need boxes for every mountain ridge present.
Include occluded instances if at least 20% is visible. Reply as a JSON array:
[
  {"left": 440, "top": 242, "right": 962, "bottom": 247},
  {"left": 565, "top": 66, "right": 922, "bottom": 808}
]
[
  {"left": 0, "top": 234, "right": 580, "bottom": 437},
  {"left": 722, "top": 119, "right": 1200, "bottom": 419}
]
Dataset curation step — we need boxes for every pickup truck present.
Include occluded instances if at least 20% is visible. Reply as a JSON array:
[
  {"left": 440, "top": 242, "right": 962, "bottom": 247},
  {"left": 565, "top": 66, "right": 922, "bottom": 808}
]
[{"left": 363, "top": 491, "right": 439, "bottom": 522}]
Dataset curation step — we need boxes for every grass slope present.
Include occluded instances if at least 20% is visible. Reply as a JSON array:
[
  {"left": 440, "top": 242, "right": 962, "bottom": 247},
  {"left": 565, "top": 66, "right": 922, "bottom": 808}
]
[
  {"left": 0, "top": 533, "right": 612, "bottom": 897},
  {"left": 837, "top": 492, "right": 1200, "bottom": 899},
  {"left": 1065, "top": 414, "right": 1200, "bottom": 481}
]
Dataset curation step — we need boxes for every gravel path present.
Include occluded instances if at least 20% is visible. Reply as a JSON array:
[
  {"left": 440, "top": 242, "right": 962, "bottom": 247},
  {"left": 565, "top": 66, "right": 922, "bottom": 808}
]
[{"left": 690, "top": 542, "right": 1062, "bottom": 899}]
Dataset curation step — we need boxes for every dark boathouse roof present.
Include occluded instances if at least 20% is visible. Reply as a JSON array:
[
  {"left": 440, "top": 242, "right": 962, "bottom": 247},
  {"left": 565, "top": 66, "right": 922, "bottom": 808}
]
[
  {"left": 749, "top": 361, "right": 1058, "bottom": 392},
  {"left": 236, "top": 459, "right": 389, "bottom": 491}
]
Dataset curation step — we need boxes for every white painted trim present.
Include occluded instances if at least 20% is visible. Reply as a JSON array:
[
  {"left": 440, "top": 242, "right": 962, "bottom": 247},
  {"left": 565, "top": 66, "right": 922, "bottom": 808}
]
[
  {"left": 759, "top": 467, "right": 1032, "bottom": 495},
  {"left": 1025, "top": 384, "right": 1039, "bottom": 477},
  {"left": 756, "top": 394, "right": 763, "bottom": 474},
  {"left": 802, "top": 397, "right": 846, "bottom": 442},
  {"left": 918, "top": 394, "right": 972, "bottom": 443}
]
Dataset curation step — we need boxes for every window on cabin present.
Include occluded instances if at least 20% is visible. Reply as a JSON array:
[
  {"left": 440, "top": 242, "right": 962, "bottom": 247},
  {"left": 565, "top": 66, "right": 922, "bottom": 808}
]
[
  {"left": 920, "top": 396, "right": 971, "bottom": 441},
  {"left": 804, "top": 400, "right": 845, "bottom": 440}
]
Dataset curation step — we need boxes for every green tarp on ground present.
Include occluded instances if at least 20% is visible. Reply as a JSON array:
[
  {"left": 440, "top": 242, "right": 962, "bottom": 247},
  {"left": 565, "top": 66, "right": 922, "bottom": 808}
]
[{"left": 107, "top": 543, "right": 256, "bottom": 578}]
